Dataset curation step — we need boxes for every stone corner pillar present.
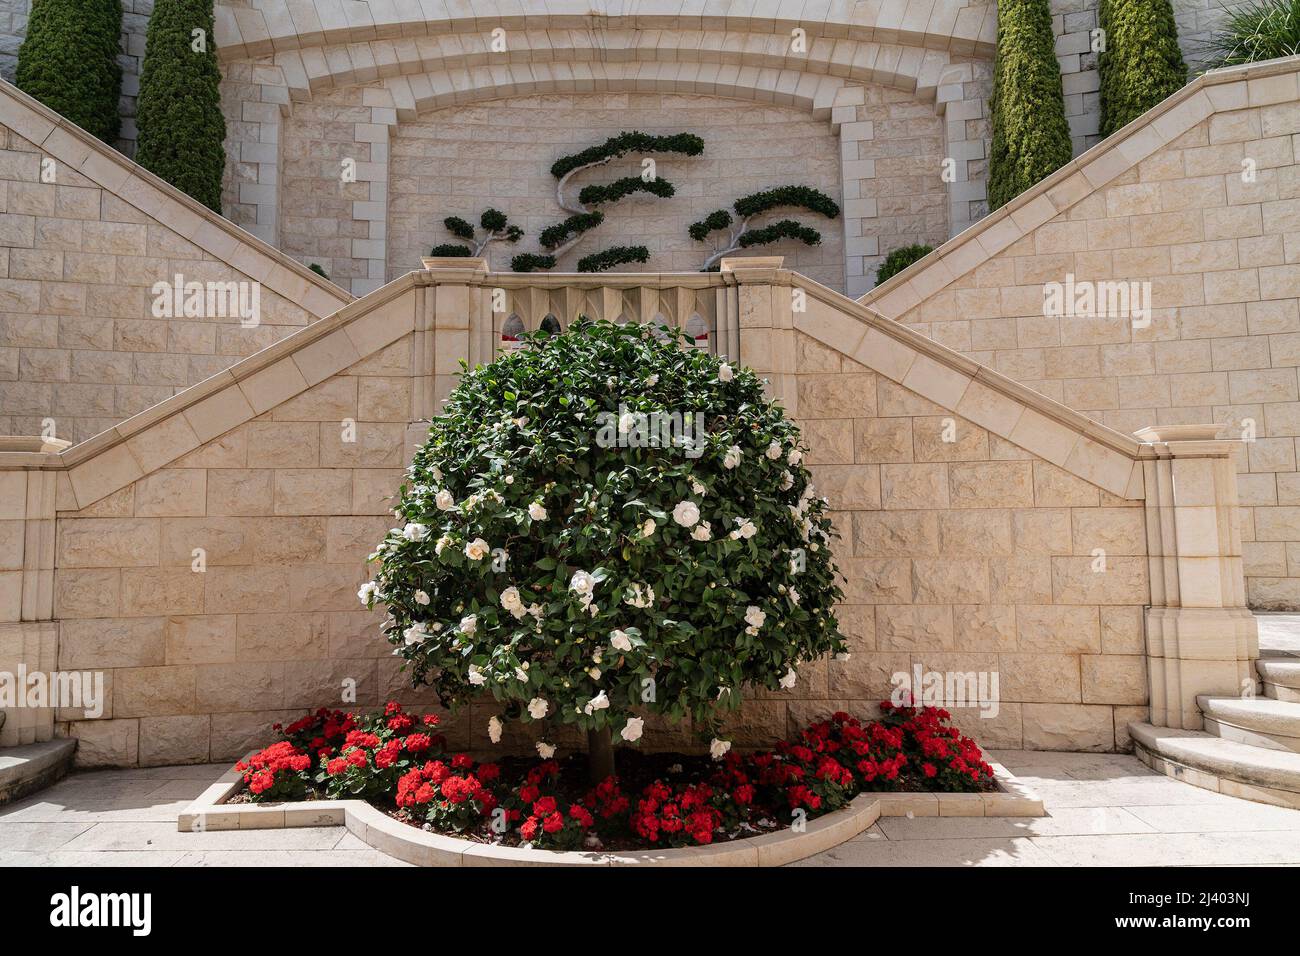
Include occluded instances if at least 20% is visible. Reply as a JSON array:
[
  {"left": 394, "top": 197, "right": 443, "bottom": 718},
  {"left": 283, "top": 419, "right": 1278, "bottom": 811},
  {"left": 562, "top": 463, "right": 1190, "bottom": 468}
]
[
  {"left": 412, "top": 259, "right": 489, "bottom": 425},
  {"left": 720, "top": 255, "right": 796, "bottom": 413},
  {"left": 0, "top": 436, "right": 70, "bottom": 747},
  {"left": 1136, "top": 424, "right": 1259, "bottom": 731}
]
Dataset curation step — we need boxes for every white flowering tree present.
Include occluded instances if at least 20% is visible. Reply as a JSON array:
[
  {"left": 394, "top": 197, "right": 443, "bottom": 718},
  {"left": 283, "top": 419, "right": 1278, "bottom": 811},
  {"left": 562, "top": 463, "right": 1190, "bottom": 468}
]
[{"left": 360, "top": 318, "right": 846, "bottom": 781}]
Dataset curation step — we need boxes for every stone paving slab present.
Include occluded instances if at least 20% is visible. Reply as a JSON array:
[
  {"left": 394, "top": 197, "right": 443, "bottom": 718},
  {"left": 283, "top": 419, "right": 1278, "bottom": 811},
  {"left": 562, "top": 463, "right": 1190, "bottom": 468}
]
[{"left": 1, "top": 750, "right": 1298, "bottom": 866}]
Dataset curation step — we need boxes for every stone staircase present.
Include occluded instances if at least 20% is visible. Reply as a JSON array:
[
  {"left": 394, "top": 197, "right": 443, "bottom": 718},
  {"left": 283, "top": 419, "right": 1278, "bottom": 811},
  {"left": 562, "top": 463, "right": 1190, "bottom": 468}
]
[{"left": 1131, "top": 615, "right": 1300, "bottom": 809}]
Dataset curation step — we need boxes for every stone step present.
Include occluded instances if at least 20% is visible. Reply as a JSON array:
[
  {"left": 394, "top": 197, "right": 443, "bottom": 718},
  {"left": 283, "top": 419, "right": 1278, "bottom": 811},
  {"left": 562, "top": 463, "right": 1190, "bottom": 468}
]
[
  {"left": 1129, "top": 722, "right": 1300, "bottom": 809},
  {"left": 1197, "top": 695, "right": 1300, "bottom": 753},
  {"left": 1258, "top": 659, "right": 1300, "bottom": 703},
  {"left": 0, "top": 738, "right": 77, "bottom": 805}
]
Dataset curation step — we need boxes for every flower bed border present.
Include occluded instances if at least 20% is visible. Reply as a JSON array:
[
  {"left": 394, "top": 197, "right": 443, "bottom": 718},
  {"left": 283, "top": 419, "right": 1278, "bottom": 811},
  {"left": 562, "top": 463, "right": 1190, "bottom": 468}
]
[{"left": 178, "top": 754, "right": 1044, "bottom": 867}]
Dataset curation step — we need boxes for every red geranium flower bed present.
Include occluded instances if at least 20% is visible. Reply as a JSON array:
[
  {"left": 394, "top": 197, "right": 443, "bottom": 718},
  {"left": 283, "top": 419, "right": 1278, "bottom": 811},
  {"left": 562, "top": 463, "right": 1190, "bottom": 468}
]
[{"left": 233, "top": 701, "right": 995, "bottom": 851}]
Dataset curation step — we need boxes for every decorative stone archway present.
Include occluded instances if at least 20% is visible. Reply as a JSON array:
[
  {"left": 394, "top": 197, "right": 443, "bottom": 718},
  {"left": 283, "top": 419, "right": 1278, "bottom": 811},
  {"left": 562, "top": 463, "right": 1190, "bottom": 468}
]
[{"left": 216, "top": 0, "right": 996, "bottom": 296}]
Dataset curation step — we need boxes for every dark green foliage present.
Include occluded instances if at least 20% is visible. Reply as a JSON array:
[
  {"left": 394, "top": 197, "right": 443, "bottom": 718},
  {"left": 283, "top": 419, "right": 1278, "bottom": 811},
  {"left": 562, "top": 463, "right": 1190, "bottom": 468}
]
[
  {"left": 579, "top": 177, "right": 676, "bottom": 206},
  {"left": 1200, "top": 0, "right": 1300, "bottom": 69},
  {"left": 1099, "top": 0, "right": 1187, "bottom": 135},
  {"left": 444, "top": 216, "right": 475, "bottom": 240},
  {"left": 134, "top": 0, "right": 227, "bottom": 212},
  {"left": 512, "top": 253, "right": 558, "bottom": 273},
  {"left": 738, "top": 220, "right": 822, "bottom": 248},
  {"left": 480, "top": 208, "right": 507, "bottom": 232},
  {"left": 689, "top": 209, "right": 733, "bottom": 241},
  {"left": 550, "top": 131, "right": 705, "bottom": 178},
  {"left": 987, "top": 0, "right": 1074, "bottom": 210},
  {"left": 429, "top": 244, "right": 473, "bottom": 257},
  {"left": 576, "top": 245, "right": 650, "bottom": 273},
  {"left": 874, "top": 244, "right": 934, "bottom": 285},
  {"left": 733, "top": 185, "right": 840, "bottom": 220},
  {"left": 309, "top": 263, "right": 329, "bottom": 279},
  {"left": 538, "top": 212, "right": 606, "bottom": 250},
  {"left": 16, "top": 0, "right": 123, "bottom": 144}
]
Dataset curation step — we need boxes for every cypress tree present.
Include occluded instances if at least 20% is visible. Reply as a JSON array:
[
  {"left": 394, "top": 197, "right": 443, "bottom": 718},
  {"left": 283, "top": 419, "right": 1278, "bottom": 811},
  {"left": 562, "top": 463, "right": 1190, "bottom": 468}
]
[
  {"left": 15, "top": 0, "right": 123, "bottom": 144},
  {"left": 987, "top": 0, "right": 1075, "bottom": 210},
  {"left": 1099, "top": 0, "right": 1188, "bottom": 136},
  {"left": 135, "top": 0, "right": 227, "bottom": 212}
]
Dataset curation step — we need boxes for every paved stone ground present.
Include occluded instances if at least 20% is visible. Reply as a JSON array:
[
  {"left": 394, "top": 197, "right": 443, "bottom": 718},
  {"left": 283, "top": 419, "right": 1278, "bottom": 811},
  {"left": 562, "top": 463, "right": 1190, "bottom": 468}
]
[{"left": 2, "top": 749, "right": 1299, "bottom": 866}]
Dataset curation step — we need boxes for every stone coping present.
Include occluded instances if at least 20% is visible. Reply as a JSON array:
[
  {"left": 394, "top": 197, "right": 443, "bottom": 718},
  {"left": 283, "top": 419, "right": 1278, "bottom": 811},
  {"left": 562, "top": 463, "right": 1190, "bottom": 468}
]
[
  {"left": 177, "top": 753, "right": 1044, "bottom": 867},
  {"left": 0, "top": 79, "right": 351, "bottom": 319},
  {"left": 0, "top": 738, "right": 77, "bottom": 805},
  {"left": 861, "top": 54, "right": 1300, "bottom": 316}
]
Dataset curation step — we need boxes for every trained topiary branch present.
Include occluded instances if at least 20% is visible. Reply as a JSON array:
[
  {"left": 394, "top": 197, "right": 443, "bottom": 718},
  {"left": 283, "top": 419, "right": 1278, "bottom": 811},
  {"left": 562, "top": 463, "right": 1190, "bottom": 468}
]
[
  {"left": 987, "top": 0, "right": 1074, "bottom": 211},
  {"left": 512, "top": 131, "right": 704, "bottom": 272},
  {"left": 16, "top": 0, "right": 123, "bottom": 145},
  {"left": 359, "top": 318, "right": 846, "bottom": 783},
  {"left": 1098, "top": 0, "right": 1187, "bottom": 136},
  {"left": 689, "top": 185, "right": 841, "bottom": 271},
  {"left": 134, "top": 0, "right": 227, "bottom": 213},
  {"left": 429, "top": 208, "right": 525, "bottom": 259}
]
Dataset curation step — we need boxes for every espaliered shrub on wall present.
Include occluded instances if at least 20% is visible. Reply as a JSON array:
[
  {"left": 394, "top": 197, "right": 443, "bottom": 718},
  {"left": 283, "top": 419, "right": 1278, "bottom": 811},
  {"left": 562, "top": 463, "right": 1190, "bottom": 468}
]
[
  {"left": 430, "top": 208, "right": 524, "bottom": 258},
  {"left": 134, "top": 0, "right": 227, "bottom": 212},
  {"left": 1098, "top": 0, "right": 1188, "bottom": 136},
  {"left": 689, "top": 185, "right": 841, "bottom": 271},
  {"left": 15, "top": 0, "right": 123, "bottom": 144},
  {"left": 987, "top": 0, "right": 1074, "bottom": 210}
]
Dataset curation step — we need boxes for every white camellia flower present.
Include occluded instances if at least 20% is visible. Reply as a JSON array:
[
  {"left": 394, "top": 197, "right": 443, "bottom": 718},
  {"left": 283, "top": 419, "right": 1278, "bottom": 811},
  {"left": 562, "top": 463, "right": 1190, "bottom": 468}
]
[
  {"left": 488, "top": 716, "right": 503, "bottom": 744},
  {"left": 625, "top": 583, "right": 655, "bottom": 608},
  {"left": 618, "top": 411, "right": 638, "bottom": 434},
  {"left": 459, "top": 613, "right": 478, "bottom": 636},
  {"left": 744, "top": 605, "right": 766, "bottom": 636},
  {"left": 403, "top": 622, "right": 427, "bottom": 645},
  {"left": 432, "top": 466, "right": 443, "bottom": 481},
  {"left": 587, "top": 666, "right": 602, "bottom": 680},
  {"left": 536, "top": 741, "right": 556, "bottom": 759},
  {"left": 500, "top": 587, "right": 526, "bottom": 619},
  {"left": 788, "top": 448, "right": 803, "bottom": 466},
  {"left": 723, "top": 445, "right": 742, "bottom": 469},
  {"left": 528, "top": 501, "right": 547, "bottom": 521},
  {"left": 780, "top": 471, "right": 794, "bottom": 491},
  {"left": 691, "top": 479, "right": 706, "bottom": 496},
  {"left": 621, "top": 717, "right": 645, "bottom": 742},
  {"left": 672, "top": 500, "right": 700, "bottom": 527},
  {"left": 467, "top": 664, "right": 487, "bottom": 685},
  {"left": 402, "top": 522, "right": 429, "bottom": 541},
  {"left": 641, "top": 518, "right": 656, "bottom": 538},
  {"left": 766, "top": 441, "right": 783, "bottom": 460},
  {"left": 731, "top": 517, "right": 757, "bottom": 540},
  {"left": 527, "top": 697, "right": 549, "bottom": 720},
  {"left": 584, "top": 690, "right": 610, "bottom": 715},
  {"left": 435, "top": 534, "right": 453, "bottom": 556},
  {"left": 710, "top": 738, "right": 732, "bottom": 760},
  {"left": 779, "top": 667, "right": 798, "bottom": 690},
  {"left": 691, "top": 521, "right": 712, "bottom": 542},
  {"left": 464, "top": 538, "right": 490, "bottom": 561},
  {"left": 516, "top": 666, "right": 529, "bottom": 683},
  {"left": 357, "top": 581, "right": 378, "bottom": 605},
  {"left": 414, "top": 590, "right": 430, "bottom": 605},
  {"left": 435, "top": 489, "right": 455, "bottom": 511},
  {"left": 788, "top": 587, "right": 800, "bottom": 605},
  {"left": 646, "top": 374, "right": 659, "bottom": 387},
  {"left": 609, "top": 629, "right": 633, "bottom": 652},
  {"left": 718, "top": 363, "right": 734, "bottom": 382}
]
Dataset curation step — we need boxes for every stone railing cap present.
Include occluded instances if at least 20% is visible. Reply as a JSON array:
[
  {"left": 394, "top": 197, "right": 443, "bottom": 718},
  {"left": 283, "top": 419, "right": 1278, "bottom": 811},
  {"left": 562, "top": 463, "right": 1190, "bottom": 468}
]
[
  {"left": 421, "top": 256, "right": 489, "bottom": 272},
  {"left": 0, "top": 436, "right": 72, "bottom": 454},
  {"left": 1134, "top": 424, "right": 1224, "bottom": 443}
]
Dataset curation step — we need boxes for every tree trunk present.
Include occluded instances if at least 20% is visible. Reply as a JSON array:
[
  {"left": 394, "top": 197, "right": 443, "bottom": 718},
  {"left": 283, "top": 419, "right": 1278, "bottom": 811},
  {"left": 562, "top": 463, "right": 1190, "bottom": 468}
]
[{"left": 587, "top": 726, "right": 616, "bottom": 783}]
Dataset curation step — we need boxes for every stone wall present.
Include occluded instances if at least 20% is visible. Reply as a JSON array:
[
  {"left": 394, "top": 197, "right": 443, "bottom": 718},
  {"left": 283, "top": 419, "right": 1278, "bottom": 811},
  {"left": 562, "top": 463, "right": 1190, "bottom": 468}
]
[
  {"left": 865, "top": 61, "right": 1300, "bottom": 608},
  {"left": 0, "top": 80, "right": 350, "bottom": 447}
]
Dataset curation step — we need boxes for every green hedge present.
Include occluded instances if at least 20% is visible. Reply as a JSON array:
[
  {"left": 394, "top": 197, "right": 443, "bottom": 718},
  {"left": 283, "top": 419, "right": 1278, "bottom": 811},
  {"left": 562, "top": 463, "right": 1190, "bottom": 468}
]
[
  {"left": 134, "top": 0, "right": 227, "bottom": 212},
  {"left": 1099, "top": 0, "right": 1187, "bottom": 136},
  {"left": 875, "top": 244, "right": 934, "bottom": 285},
  {"left": 16, "top": 0, "right": 123, "bottom": 144},
  {"left": 987, "top": 0, "right": 1074, "bottom": 210}
]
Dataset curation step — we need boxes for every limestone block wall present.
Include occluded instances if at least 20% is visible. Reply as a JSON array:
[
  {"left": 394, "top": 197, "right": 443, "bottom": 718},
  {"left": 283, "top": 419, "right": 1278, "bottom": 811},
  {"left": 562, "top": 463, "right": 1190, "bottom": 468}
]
[
  {"left": 0, "top": 80, "right": 351, "bottom": 447},
  {"left": 863, "top": 59, "right": 1300, "bottom": 608}
]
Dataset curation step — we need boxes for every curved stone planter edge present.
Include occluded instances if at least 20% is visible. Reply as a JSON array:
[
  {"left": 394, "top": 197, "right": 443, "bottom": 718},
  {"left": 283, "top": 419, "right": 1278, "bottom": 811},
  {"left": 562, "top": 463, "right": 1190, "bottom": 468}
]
[{"left": 178, "top": 756, "right": 1043, "bottom": 867}]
